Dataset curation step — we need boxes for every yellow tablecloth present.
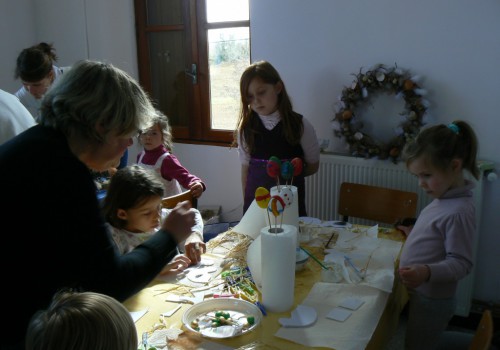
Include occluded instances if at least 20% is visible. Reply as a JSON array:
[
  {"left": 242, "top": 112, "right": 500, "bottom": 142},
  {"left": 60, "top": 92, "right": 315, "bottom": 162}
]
[{"left": 124, "top": 228, "right": 408, "bottom": 349}]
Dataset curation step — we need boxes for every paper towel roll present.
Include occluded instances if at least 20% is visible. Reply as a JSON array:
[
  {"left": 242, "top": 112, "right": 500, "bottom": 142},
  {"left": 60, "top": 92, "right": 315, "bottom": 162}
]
[
  {"left": 269, "top": 186, "right": 299, "bottom": 246},
  {"left": 261, "top": 224, "right": 297, "bottom": 313},
  {"left": 232, "top": 199, "right": 267, "bottom": 239}
]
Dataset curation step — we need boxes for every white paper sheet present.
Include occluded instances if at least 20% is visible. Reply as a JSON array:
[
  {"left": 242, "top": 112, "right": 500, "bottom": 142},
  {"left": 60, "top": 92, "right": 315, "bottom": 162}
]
[
  {"left": 130, "top": 308, "right": 148, "bottom": 323},
  {"left": 275, "top": 283, "right": 389, "bottom": 350}
]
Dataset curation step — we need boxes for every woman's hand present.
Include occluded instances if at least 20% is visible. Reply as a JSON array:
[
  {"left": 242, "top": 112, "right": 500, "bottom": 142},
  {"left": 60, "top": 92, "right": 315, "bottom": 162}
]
[
  {"left": 184, "top": 238, "right": 206, "bottom": 265},
  {"left": 161, "top": 201, "right": 195, "bottom": 243}
]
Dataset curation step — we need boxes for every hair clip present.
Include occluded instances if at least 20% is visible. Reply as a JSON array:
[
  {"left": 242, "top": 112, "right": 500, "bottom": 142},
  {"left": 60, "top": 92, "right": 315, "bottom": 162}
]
[{"left": 447, "top": 123, "right": 460, "bottom": 134}]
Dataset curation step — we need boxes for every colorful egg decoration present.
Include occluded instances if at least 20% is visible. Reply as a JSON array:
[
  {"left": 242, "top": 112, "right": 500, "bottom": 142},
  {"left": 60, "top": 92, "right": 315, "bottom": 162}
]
[
  {"left": 269, "top": 156, "right": 281, "bottom": 164},
  {"left": 267, "top": 195, "right": 285, "bottom": 217},
  {"left": 281, "top": 161, "right": 293, "bottom": 180},
  {"left": 291, "top": 158, "right": 303, "bottom": 176},
  {"left": 255, "top": 187, "right": 271, "bottom": 209},
  {"left": 266, "top": 157, "right": 281, "bottom": 178},
  {"left": 278, "top": 186, "right": 294, "bottom": 207}
]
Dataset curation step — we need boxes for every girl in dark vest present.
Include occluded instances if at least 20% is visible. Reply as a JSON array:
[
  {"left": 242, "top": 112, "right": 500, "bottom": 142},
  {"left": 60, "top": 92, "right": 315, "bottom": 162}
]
[{"left": 234, "top": 61, "right": 320, "bottom": 217}]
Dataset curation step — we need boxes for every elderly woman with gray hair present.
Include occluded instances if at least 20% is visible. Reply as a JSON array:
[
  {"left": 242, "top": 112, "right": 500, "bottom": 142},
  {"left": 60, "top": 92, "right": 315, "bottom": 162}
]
[{"left": 0, "top": 60, "right": 195, "bottom": 350}]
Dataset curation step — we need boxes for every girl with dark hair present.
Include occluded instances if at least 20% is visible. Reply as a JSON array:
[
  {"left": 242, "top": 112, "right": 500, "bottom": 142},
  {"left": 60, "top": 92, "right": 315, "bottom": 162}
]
[{"left": 14, "top": 42, "right": 65, "bottom": 120}]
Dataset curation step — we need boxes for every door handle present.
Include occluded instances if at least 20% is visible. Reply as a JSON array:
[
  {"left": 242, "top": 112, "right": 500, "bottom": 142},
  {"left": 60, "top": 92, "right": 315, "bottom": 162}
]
[{"left": 184, "top": 63, "right": 197, "bottom": 84}]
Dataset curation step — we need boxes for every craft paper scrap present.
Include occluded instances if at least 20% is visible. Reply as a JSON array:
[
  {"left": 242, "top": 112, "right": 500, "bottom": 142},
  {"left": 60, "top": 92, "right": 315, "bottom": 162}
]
[
  {"left": 339, "top": 297, "right": 365, "bottom": 311},
  {"left": 279, "top": 304, "right": 318, "bottom": 328},
  {"left": 326, "top": 307, "right": 352, "bottom": 322},
  {"left": 366, "top": 224, "right": 378, "bottom": 238},
  {"left": 161, "top": 304, "right": 182, "bottom": 317},
  {"left": 130, "top": 308, "right": 148, "bottom": 323}
]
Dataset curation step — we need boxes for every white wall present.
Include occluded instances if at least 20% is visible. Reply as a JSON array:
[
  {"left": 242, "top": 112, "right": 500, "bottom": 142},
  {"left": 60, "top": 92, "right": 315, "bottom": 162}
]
[
  {"left": 0, "top": 0, "right": 36, "bottom": 91},
  {"left": 247, "top": 0, "right": 500, "bottom": 304},
  {"left": 0, "top": 0, "right": 138, "bottom": 92},
  {"left": 1, "top": 0, "right": 498, "bottom": 304},
  {"left": 33, "top": 0, "right": 87, "bottom": 66}
]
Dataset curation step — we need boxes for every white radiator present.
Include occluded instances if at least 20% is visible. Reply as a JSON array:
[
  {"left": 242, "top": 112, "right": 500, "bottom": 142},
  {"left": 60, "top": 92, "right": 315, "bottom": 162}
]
[{"left": 305, "top": 152, "right": 488, "bottom": 317}]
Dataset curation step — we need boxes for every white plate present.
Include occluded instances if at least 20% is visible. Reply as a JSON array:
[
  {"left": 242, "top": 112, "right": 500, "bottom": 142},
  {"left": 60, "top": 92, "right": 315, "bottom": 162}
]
[
  {"left": 182, "top": 299, "right": 262, "bottom": 338},
  {"left": 299, "top": 217, "right": 321, "bottom": 225},
  {"left": 295, "top": 248, "right": 309, "bottom": 271},
  {"left": 322, "top": 220, "right": 352, "bottom": 228}
]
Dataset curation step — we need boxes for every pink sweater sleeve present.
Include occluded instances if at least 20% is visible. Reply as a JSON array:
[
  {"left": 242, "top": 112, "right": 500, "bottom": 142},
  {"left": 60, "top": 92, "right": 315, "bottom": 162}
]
[{"left": 160, "top": 153, "right": 206, "bottom": 191}]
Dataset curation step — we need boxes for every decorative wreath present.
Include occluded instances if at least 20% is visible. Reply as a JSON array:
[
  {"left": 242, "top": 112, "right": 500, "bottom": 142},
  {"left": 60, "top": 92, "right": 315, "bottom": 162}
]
[{"left": 333, "top": 64, "right": 428, "bottom": 163}]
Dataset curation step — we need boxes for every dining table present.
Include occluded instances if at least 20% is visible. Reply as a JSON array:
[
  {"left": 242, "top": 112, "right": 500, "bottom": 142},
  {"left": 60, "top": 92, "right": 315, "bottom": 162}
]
[{"left": 124, "top": 221, "right": 408, "bottom": 350}]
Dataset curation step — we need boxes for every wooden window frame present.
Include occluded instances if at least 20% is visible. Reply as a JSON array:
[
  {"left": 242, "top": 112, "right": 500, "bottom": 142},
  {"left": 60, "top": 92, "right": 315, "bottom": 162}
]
[{"left": 134, "top": 0, "right": 250, "bottom": 146}]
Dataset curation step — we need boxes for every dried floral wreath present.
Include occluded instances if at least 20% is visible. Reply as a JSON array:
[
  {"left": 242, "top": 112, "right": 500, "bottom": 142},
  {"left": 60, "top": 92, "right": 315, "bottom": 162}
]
[{"left": 333, "top": 64, "right": 428, "bottom": 163}]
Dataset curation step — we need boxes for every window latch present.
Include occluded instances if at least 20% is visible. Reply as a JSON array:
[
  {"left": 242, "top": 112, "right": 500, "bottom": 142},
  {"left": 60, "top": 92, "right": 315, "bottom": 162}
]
[{"left": 184, "top": 63, "right": 197, "bottom": 84}]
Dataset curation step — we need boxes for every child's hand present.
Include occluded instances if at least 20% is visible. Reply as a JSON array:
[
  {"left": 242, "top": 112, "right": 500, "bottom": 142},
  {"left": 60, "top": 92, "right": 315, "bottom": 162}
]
[
  {"left": 189, "top": 181, "right": 204, "bottom": 198},
  {"left": 394, "top": 218, "right": 416, "bottom": 237},
  {"left": 399, "top": 264, "right": 430, "bottom": 289},
  {"left": 396, "top": 225, "right": 412, "bottom": 237},
  {"left": 159, "top": 254, "right": 191, "bottom": 275}
]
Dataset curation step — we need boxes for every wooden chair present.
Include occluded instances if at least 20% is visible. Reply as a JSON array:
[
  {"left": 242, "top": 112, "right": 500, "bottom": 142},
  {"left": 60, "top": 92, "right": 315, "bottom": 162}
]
[
  {"left": 469, "top": 309, "right": 494, "bottom": 350},
  {"left": 338, "top": 182, "right": 418, "bottom": 225},
  {"left": 161, "top": 190, "right": 198, "bottom": 209}
]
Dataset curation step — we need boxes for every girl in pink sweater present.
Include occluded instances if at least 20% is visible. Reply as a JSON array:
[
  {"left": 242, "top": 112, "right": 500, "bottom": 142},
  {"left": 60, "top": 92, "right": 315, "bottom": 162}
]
[
  {"left": 398, "top": 120, "right": 479, "bottom": 350},
  {"left": 137, "top": 111, "right": 206, "bottom": 198}
]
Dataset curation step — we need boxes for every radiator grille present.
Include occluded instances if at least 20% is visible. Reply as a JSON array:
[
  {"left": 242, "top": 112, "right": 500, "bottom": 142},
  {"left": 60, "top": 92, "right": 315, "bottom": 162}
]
[
  {"left": 305, "top": 153, "right": 485, "bottom": 317},
  {"left": 305, "top": 153, "right": 432, "bottom": 223}
]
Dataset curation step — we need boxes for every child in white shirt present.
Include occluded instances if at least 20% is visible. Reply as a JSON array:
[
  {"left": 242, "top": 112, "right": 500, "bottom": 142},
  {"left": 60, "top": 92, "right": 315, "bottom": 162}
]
[{"left": 102, "top": 164, "right": 205, "bottom": 274}]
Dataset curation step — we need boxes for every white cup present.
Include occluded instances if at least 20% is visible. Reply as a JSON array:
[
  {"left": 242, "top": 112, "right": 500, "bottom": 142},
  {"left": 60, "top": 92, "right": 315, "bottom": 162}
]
[
  {"left": 321, "top": 262, "right": 344, "bottom": 283},
  {"left": 299, "top": 225, "right": 320, "bottom": 243}
]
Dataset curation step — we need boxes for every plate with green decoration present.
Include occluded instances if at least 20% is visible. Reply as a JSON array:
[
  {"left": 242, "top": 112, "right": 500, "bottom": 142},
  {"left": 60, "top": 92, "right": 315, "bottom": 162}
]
[{"left": 182, "top": 298, "right": 262, "bottom": 338}]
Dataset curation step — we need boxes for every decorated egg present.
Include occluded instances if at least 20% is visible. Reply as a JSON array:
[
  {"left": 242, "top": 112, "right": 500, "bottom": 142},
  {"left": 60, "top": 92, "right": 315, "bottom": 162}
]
[
  {"left": 266, "top": 156, "right": 281, "bottom": 178},
  {"left": 403, "top": 79, "right": 414, "bottom": 91},
  {"left": 267, "top": 195, "right": 285, "bottom": 217},
  {"left": 376, "top": 71, "right": 385, "bottom": 82},
  {"left": 389, "top": 147, "right": 400, "bottom": 158},
  {"left": 291, "top": 158, "right": 303, "bottom": 176},
  {"left": 269, "top": 156, "right": 281, "bottom": 164},
  {"left": 281, "top": 161, "right": 293, "bottom": 180},
  {"left": 255, "top": 187, "right": 271, "bottom": 209},
  {"left": 278, "top": 186, "right": 294, "bottom": 207},
  {"left": 342, "top": 110, "right": 353, "bottom": 120}
]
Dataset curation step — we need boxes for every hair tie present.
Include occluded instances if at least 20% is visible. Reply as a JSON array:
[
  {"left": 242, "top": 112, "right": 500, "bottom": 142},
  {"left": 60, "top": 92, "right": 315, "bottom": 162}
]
[{"left": 447, "top": 123, "right": 460, "bottom": 135}]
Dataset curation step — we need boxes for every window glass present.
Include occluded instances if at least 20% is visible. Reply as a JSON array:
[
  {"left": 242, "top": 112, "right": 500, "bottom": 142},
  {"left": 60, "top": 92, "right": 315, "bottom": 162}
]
[
  {"left": 208, "top": 27, "right": 250, "bottom": 130},
  {"left": 136, "top": 0, "right": 250, "bottom": 144},
  {"left": 206, "top": 0, "right": 249, "bottom": 23}
]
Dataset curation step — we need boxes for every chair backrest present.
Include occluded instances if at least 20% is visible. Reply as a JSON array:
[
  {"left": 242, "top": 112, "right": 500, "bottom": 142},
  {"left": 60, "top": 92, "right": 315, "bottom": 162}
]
[
  {"left": 469, "top": 309, "right": 494, "bottom": 350},
  {"left": 161, "top": 190, "right": 197, "bottom": 209},
  {"left": 338, "top": 182, "right": 418, "bottom": 224}
]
